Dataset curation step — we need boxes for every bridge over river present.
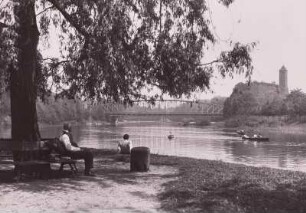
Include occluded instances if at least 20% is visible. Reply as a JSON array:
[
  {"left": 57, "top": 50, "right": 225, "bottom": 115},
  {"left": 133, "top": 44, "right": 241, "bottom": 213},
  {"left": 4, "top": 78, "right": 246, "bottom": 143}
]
[{"left": 89, "top": 100, "right": 224, "bottom": 125}]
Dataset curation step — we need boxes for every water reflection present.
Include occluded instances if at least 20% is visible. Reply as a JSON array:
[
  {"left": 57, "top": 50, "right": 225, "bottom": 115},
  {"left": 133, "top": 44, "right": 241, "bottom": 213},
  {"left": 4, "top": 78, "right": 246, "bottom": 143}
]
[{"left": 2, "top": 122, "right": 306, "bottom": 172}]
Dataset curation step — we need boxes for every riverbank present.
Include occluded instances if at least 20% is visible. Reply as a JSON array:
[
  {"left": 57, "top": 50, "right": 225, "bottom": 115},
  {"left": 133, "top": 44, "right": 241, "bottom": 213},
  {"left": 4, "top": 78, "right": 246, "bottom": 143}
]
[
  {"left": 1, "top": 149, "right": 306, "bottom": 212},
  {"left": 225, "top": 115, "right": 306, "bottom": 135},
  {"left": 255, "top": 122, "right": 306, "bottom": 135}
]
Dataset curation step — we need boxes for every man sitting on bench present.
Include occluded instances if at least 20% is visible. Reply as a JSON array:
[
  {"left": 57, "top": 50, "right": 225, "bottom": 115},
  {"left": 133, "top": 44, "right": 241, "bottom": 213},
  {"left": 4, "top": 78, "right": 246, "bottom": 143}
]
[{"left": 59, "top": 123, "right": 95, "bottom": 176}]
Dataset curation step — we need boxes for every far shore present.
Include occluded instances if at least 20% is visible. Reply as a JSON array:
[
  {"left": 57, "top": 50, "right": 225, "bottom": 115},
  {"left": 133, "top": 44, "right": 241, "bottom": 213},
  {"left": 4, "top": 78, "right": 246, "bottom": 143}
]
[
  {"left": 225, "top": 115, "right": 306, "bottom": 135},
  {"left": 235, "top": 122, "right": 306, "bottom": 138},
  {"left": 256, "top": 122, "right": 306, "bottom": 134},
  {"left": 1, "top": 117, "right": 306, "bottom": 139}
]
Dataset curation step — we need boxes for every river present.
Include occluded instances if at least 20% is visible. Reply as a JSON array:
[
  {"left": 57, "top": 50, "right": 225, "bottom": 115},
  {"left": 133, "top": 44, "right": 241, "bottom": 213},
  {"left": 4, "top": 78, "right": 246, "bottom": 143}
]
[{"left": 2, "top": 121, "right": 306, "bottom": 172}]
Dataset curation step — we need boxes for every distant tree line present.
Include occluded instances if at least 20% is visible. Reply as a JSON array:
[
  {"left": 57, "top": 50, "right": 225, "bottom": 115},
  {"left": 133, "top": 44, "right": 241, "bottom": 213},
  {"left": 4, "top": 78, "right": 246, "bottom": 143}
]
[
  {"left": 36, "top": 96, "right": 89, "bottom": 124},
  {"left": 172, "top": 97, "right": 226, "bottom": 113},
  {"left": 0, "top": 93, "right": 89, "bottom": 125},
  {"left": 0, "top": 94, "right": 228, "bottom": 126},
  {"left": 224, "top": 88, "right": 306, "bottom": 117}
]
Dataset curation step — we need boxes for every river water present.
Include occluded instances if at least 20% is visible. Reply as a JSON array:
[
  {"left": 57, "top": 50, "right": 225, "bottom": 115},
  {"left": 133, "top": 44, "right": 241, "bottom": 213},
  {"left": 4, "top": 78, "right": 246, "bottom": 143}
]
[{"left": 2, "top": 121, "right": 306, "bottom": 172}]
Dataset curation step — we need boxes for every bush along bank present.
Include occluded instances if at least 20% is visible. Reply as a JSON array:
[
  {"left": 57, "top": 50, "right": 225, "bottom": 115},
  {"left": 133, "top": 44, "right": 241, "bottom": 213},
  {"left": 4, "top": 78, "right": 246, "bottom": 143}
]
[{"left": 224, "top": 115, "right": 296, "bottom": 128}]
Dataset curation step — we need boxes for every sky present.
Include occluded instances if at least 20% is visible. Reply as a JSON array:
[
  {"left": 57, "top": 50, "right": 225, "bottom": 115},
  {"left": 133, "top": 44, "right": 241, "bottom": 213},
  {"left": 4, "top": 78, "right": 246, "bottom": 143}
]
[
  {"left": 200, "top": 0, "right": 306, "bottom": 99},
  {"left": 41, "top": 0, "right": 306, "bottom": 99}
]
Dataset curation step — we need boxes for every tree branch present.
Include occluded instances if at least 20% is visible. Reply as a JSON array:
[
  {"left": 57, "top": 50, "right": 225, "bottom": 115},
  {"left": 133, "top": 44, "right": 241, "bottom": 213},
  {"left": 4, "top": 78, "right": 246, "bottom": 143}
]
[
  {"left": 46, "top": 0, "right": 90, "bottom": 38},
  {"left": 0, "top": 22, "right": 9, "bottom": 28},
  {"left": 42, "top": 57, "right": 57, "bottom": 61},
  {"left": 43, "top": 58, "right": 70, "bottom": 66},
  {"left": 36, "top": 5, "right": 55, "bottom": 16},
  {"left": 159, "top": 0, "right": 162, "bottom": 33},
  {"left": 198, "top": 59, "right": 220, "bottom": 67}
]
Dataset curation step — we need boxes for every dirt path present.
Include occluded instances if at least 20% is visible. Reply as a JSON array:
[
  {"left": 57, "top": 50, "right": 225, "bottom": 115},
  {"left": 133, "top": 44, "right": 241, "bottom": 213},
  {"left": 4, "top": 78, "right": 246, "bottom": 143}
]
[{"left": 0, "top": 157, "right": 178, "bottom": 212}]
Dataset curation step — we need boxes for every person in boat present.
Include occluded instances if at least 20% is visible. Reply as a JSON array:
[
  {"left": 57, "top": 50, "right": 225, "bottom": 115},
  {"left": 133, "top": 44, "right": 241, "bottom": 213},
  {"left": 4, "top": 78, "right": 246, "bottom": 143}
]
[
  {"left": 59, "top": 123, "right": 95, "bottom": 176},
  {"left": 242, "top": 134, "right": 249, "bottom": 139},
  {"left": 168, "top": 132, "right": 174, "bottom": 139},
  {"left": 117, "top": 134, "right": 133, "bottom": 154},
  {"left": 253, "top": 134, "right": 263, "bottom": 138}
]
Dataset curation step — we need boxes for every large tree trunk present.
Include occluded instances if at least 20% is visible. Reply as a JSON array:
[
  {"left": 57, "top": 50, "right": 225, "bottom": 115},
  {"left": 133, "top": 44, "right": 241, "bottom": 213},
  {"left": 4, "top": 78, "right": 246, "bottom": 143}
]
[{"left": 11, "top": 0, "right": 40, "bottom": 142}]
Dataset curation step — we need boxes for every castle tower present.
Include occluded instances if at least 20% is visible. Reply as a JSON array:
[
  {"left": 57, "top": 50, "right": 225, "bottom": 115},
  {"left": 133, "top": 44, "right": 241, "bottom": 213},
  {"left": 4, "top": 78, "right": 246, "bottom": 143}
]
[{"left": 279, "top": 65, "right": 289, "bottom": 96}]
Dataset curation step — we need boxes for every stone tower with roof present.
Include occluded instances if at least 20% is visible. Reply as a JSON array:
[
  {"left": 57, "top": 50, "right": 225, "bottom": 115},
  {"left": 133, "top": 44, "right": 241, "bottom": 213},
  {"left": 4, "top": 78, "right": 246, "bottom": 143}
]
[{"left": 279, "top": 65, "right": 289, "bottom": 96}]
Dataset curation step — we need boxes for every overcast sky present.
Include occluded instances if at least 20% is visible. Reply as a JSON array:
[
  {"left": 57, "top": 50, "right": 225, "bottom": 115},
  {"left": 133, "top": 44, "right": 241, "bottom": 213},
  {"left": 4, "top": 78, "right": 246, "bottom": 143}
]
[{"left": 201, "top": 0, "right": 306, "bottom": 98}]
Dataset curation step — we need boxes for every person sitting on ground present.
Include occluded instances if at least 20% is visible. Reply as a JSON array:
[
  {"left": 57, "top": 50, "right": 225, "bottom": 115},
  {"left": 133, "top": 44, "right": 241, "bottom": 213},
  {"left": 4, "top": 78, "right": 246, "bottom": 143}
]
[
  {"left": 117, "top": 134, "right": 133, "bottom": 154},
  {"left": 59, "top": 123, "right": 95, "bottom": 176}
]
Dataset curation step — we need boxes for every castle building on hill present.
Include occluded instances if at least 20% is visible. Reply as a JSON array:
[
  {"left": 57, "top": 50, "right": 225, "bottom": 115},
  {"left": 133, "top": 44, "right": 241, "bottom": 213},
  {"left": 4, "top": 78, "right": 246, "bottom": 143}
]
[
  {"left": 245, "top": 65, "right": 290, "bottom": 99},
  {"left": 232, "top": 65, "right": 289, "bottom": 100},
  {"left": 223, "top": 66, "right": 289, "bottom": 117},
  {"left": 224, "top": 66, "right": 290, "bottom": 116},
  {"left": 279, "top": 65, "right": 289, "bottom": 96}
]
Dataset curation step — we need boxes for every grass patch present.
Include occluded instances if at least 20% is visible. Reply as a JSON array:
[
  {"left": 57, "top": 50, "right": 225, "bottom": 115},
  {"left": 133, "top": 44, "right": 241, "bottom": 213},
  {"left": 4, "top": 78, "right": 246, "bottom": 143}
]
[
  {"left": 152, "top": 155, "right": 306, "bottom": 213},
  {"left": 93, "top": 149, "right": 306, "bottom": 212}
]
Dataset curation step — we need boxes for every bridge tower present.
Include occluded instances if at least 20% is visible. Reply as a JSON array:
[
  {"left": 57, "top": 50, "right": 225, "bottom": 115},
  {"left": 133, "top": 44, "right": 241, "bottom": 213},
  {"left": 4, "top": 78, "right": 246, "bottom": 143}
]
[{"left": 279, "top": 65, "right": 289, "bottom": 96}]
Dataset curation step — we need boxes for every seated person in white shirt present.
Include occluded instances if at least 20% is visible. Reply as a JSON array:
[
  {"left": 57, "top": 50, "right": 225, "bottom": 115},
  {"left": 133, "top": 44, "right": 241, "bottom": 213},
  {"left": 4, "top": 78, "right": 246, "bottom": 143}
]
[
  {"left": 117, "top": 134, "right": 133, "bottom": 154},
  {"left": 59, "top": 123, "right": 94, "bottom": 176}
]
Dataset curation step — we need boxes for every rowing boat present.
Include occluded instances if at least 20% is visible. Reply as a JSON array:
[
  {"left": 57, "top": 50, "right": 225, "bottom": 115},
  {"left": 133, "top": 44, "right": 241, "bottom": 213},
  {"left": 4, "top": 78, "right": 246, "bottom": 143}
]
[{"left": 242, "top": 136, "right": 269, "bottom": 142}]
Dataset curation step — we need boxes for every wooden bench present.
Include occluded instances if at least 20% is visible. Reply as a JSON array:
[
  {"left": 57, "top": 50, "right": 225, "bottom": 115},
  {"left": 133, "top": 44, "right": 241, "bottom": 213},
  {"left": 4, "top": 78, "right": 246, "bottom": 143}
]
[
  {"left": 42, "top": 138, "right": 78, "bottom": 174},
  {"left": 0, "top": 138, "right": 78, "bottom": 180}
]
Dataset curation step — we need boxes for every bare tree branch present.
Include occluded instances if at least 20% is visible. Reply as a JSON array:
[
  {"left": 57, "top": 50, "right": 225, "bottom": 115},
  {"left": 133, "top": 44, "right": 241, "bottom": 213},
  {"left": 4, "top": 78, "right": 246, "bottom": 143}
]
[
  {"left": 42, "top": 57, "right": 70, "bottom": 66},
  {"left": 198, "top": 59, "right": 220, "bottom": 67},
  {"left": 42, "top": 57, "right": 58, "bottom": 61},
  {"left": 36, "top": 5, "right": 55, "bottom": 16},
  {"left": 46, "top": 0, "right": 90, "bottom": 38}
]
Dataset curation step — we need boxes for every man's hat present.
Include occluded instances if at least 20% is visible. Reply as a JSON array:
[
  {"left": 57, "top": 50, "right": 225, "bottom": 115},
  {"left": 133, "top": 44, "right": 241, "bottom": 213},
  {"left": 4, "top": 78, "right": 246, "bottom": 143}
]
[{"left": 63, "top": 123, "right": 71, "bottom": 132}]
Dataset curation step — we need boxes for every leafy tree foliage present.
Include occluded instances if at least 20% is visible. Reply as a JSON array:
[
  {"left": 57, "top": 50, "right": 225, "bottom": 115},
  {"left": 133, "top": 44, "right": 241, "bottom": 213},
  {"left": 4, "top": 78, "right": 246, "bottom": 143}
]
[
  {"left": 258, "top": 89, "right": 306, "bottom": 117},
  {"left": 0, "top": 2, "right": 15, "bottom": 95},
  {"left": 285, "top": 89, "right": 306, "bottom": 116},
  {"left": 0, "top": 0, "right": 254, "bottom": 140},
  {"left": 261, "top": 97, "right": 287, "bottom": 116},
  {"left": 223, "top": 90, "right": 258, "bottom": 117},
  {"left": 2, "top": 0, "right": 254, "bottom": 101},
  {"left": 224, "top": 84, "right": 306, "bottom": 118},
  {"left": 36, "top": 95, "right": 88, "bottom": 124}
]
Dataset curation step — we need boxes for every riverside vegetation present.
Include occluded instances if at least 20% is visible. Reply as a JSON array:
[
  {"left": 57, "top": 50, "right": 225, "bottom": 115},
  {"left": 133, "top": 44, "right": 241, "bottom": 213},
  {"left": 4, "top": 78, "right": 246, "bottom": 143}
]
[
  {"left": 224, "top": 83, "right": 306, "bottom": 129},
  {"left": 224, "top": 83, "right": 306, "bottom": 123},
  {"left": 0, "top": 93, "right": 124, "bottom": 126},
  {"left": 0, "top": 93, "right": 226, "bottom": 126}
]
